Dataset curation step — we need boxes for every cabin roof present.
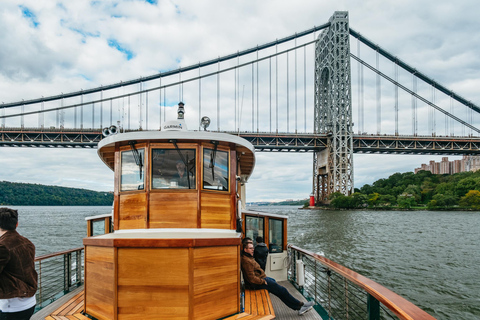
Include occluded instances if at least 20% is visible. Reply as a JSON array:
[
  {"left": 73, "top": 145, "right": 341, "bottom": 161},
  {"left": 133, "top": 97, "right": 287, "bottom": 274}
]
[{"left": 97, "top": 130, "right": 256, "bottom": 180}]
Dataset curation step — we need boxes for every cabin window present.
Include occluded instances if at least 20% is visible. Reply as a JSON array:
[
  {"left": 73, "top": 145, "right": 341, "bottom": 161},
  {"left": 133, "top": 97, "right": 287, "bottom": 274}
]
[
  {"left": 120, "top": 149, "right": 145, "bottom": 191},
  {"left": 151, "top": 149, "right": 196, "bottom": 189},
  {"left": 269, "top": 218, "right": 284, "bottom": 253},
  {"left": 203, "top": 148, "right": 229, "bottom": 191},
  {"left": 245, "top": 216, "right": 264, "bottom": 246},
  {"left": 91, "top": 219, "right": 105, "bottom": 236}
]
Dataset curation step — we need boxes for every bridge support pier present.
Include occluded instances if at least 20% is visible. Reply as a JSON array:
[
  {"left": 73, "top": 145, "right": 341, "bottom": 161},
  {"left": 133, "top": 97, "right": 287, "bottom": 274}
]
[{"left": 313, "top": 11, "right": 354, "bottom": 204}]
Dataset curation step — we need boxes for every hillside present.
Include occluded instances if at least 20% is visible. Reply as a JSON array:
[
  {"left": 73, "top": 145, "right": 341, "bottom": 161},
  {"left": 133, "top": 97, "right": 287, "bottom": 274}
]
[
  {"left": 0, "top": 181, "right": 113, "bottom": 206},
  {"left": 331, "top": 170, "right": 480, "bottom": 210}
]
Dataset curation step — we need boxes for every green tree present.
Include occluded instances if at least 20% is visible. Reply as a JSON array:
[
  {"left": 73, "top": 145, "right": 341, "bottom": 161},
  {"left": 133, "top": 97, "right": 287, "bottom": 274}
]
[
  {"left": 330, "top": 194, "right": 355, "bottom": 209},
  {"left": 455, "top": 177, "right": 479, "bottom": 197},
  {"left": 378, "top": 194, "right": 396, "bottom": 207},
  {"left": 397, "top": 192, "right": 417, "bottom": 209},
  {"left": 459, "top": 190, "right": 480, "bottom": 209},
  {"left": 367, "top": 192, "right": 380, "bottom": 207}
]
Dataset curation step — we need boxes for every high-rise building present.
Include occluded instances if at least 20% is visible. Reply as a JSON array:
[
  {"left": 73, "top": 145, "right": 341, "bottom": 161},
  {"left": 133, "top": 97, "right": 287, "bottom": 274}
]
[{"left": 415, "top": 156, "right": 480, "bottom": 175}]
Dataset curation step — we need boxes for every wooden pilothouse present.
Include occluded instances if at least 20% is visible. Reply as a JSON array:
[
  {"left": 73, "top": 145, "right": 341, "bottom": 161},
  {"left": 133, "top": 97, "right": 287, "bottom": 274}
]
[{"left": 83, "top": 103, "right": 255, "bottom": 320}]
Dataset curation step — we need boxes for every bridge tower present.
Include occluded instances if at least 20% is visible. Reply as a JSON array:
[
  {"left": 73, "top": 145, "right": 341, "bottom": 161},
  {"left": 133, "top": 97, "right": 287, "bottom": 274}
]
[{"left": 313, "top": 11, "right": 354, "bottom": 203}]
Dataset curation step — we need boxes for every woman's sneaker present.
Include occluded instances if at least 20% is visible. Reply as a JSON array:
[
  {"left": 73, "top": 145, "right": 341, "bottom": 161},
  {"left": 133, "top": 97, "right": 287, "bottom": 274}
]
[{"left": 298, "top": 301, "right": 314, "bottom": 315}]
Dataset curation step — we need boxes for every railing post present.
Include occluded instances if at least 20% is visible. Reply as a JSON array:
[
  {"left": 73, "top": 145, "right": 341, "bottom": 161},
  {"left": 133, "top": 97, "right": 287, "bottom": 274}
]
[
  {"left": 37, "top": 261, "right": 42, "bottom": 306},
  {"left": 367, "top": 294, "right": 380, "bottom": 320},
  {"left": 76, "top": 249, "right": 82, "bottom": 284},
  {"left": 344, "top": 278, "right": 349, "bottom": 320},
  {"left": 64, "top": 253, "right": 72, "bottom": 291}
]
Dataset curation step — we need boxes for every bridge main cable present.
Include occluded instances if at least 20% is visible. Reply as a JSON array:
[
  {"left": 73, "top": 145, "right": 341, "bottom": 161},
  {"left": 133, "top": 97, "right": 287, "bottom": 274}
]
[
  {"left": 349, "top": 28, "right": 480, "bottom": 114},
  {"left": 2, "top": 23, "right": 331, "bottom": 109}
]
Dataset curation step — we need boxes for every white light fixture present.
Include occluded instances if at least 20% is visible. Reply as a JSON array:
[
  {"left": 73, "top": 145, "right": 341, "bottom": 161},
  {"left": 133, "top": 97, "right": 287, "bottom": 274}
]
[{"left": 201, "top": 116, "right": 210, "bottom": 131}]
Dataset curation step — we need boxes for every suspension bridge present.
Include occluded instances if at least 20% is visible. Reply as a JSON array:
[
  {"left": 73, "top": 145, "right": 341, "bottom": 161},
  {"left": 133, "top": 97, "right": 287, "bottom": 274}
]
[{"left": 1, "top": 11, "right": 480, "bottom": 204}]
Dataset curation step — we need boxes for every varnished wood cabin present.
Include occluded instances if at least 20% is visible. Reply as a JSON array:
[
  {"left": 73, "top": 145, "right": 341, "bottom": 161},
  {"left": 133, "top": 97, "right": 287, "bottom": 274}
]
[{"left": 83, "top": 103, "right": 256, "bottom": 320}]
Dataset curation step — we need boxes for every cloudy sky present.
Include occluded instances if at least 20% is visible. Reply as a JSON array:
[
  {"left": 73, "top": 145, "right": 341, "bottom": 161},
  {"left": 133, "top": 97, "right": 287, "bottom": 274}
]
[{"left": 1, "top": 0, "right": 479, "bottom": 202}]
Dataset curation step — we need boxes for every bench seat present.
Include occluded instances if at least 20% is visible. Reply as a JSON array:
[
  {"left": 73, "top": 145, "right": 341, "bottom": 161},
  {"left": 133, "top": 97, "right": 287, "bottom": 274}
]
[
  {"left": 44, "top": 291, "right": 89, "bottom": 320},
  {"left": 223, "top": 288, "right": 275, "bottom": 320},
  {"left": 44, "top": 287, "right": 274, "bottom": 320}
]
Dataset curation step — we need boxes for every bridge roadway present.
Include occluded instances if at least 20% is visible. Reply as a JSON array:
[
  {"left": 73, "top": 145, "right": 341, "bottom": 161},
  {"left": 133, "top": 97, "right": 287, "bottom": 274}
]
[{"left": 1, "top": 127, "right": 480, "bottom": 155}]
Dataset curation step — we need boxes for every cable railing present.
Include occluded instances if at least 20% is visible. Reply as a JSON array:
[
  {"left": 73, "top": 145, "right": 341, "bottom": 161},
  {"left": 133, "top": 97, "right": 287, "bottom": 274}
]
[
  {"left": 288, "top": 245, "right": 436, "bottom": 320},
  {"left": 34, "top": 247, "right": 84, "bottom": 311}
]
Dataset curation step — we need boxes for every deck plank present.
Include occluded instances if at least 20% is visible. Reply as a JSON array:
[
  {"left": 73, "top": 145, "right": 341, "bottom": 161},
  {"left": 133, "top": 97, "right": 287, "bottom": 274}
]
[{"left": 269, "top": 281, "right": 321, "bottom": 320}]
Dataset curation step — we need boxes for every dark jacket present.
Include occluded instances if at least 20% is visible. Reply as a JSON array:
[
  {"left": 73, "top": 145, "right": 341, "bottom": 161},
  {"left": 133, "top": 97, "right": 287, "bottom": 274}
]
[
  {"left": 254, "top": 243, "right": 269, "bottom": 271},
  {"left": 241, "top": 252, "right": 266, "bottom": 287},
  {"left": 0, "top": 230, "right": 38, "bottom": 299}
]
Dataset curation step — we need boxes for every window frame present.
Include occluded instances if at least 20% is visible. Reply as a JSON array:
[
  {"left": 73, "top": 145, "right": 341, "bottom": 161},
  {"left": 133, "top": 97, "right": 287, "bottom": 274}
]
[
  {"left": 268, "top": 218, "right": 284, "bottom": 253},
  {"left": 150, "top": 146, "right": 197, "bottom": 190},
  {"left": 201, "top": 145, "right": 230, "bottom": 192},
  {"left": 119, "top": 145, "right": 146, "bottom": 192}
]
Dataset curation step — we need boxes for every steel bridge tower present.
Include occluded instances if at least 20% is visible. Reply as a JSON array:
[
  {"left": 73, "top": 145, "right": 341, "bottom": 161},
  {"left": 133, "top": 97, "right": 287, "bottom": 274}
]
[{"left": 313, "top": 11, "right": 354, "bottom": 203}]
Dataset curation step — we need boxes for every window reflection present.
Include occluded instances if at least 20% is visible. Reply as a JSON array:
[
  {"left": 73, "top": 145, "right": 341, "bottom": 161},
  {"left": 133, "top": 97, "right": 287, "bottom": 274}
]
[
  {"left": 92, "top": 220, "right": 105, "bottom": 236},
  {"left": 203, "top": 148, "right": 229, "bottom": 191},
  {"left": 269, "top": 219, "right": 283, "bottom": 253},
  {"left": 120, "top": 149, "right": 144, "bottom": 191},
  {"left": 151, "top": 149, "right": 196, "bottom": 189},
  {"left": 245, "top": 216, "right": 264, "bottom": 246}
]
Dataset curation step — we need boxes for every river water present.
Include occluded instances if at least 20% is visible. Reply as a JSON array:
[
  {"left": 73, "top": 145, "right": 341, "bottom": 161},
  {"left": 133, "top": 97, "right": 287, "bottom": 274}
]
[{"left": 10, "top": 205, "right": 480, "bottom": 319}]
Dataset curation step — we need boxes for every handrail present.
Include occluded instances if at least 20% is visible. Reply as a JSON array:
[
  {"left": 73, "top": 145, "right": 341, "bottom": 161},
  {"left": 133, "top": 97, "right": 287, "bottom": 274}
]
[
  {"left": 34, "top": 247, "right": 84, "bottom": 311},
  {"left": 35, "top": 247, "right": 84, "bottom": 262},
  {"left": 289, "top": 245, "right": 436, "bottom": 320}
]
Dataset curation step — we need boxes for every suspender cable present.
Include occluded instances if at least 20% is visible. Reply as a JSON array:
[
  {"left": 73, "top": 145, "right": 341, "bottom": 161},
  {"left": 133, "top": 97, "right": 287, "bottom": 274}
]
[
  {"left": 163, "top": 87, "right": 166, "bottom": 123},
  {"left": 110, "top": 99, "right": 113, "bottom": 127},
  {"left": 40, "top": 101, "right": 44, "bottom": 129},
  {"left": 139, "top": 82, "right": 143, "bottom": 130},
  {"left": 257, "top": 50, "right": 259, "bottom": 133},
  {"left": 128, "top": 95, "right": 131, "bottom": 130},
  {"left": 287, "top": 50, "right": 290, "bottom": 132},
  {"left": 217, "top": 59, "right": 220, "bottom": 131},
  {"left": 376, "top": 50, "right": 381, "bottom": 134},
  {"left": 146, "top": 91, "right": 149, "bottom": 130},
  {"left": 199, "top": 65, "right": 202, "bottom": 131},
  {"left": 100, "top": 91, "right": 103, "bottom": 129},
  {"left": 394, "top": 61, "right": 398, "bottom": 136},
  {"left": 22, "top": 103, "right": 25, "bottom": 128},
  {"left": 295, "top": 37, "right": 298, "bottom": 134},
  {"left": 159, "top": 78, "right": 162, "bottom": 129},
  {"left": 251, "top": 62, "right": 254, "bottom": 132},
  {"left": 235, "top": 66, "right": 237, "bottom": 131},
  {"left": 80, "top": 93, "right": 83, "bottom": 129},
  {"left": 304, "top": 45, "right": 306, "bottom": 133},
  {"left": 91, "top": 102, "right": 94, "bottom": 129},
  {"left": 412, "top": 74, "right": 417, "bottom": 135},
  {"left": 269, "top": 57, "right": 272, "bottom": 133},
  {"left": 276, "top": 43, "right": 278, "bottom": 133}
]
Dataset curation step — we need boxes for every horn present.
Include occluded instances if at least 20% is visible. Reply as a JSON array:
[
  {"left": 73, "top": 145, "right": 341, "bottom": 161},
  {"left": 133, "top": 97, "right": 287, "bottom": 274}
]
[
  {"left": 102, "top": 127, "right": 110, "bottom": 137},
  {"left": 108, "top": 125, "right": 118, "bottom": 135}
]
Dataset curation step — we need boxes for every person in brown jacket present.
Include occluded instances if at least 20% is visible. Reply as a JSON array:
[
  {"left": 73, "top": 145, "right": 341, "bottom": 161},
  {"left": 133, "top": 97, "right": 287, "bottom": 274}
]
[
  {"left": 0, "top": 208, "right": 38, "bottom": 320},
  {"left": 241, "top": 242, "right": 314, "bottom": 315}
]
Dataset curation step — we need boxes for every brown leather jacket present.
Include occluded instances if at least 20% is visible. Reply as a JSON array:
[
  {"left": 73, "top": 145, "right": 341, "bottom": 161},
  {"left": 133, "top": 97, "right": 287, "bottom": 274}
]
[
  {"left": 0, "top": 230, "right": 38, "bottom": 299},
  {"left": 241, "top": 252, "right": 266, "bottom": 286}
]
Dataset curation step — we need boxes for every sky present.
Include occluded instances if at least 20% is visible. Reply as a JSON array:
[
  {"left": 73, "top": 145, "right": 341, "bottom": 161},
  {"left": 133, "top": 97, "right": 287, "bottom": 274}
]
[{"left": 1, "top": 0, "right": 480, "bottom": 202}]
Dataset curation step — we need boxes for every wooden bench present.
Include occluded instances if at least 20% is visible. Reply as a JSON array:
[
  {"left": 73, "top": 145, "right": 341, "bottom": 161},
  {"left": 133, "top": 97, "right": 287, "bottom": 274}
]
[
  {"left": 44, "top": 291, "right": 89, "bottom": 320},
  {"left": 223, "top": 288, "right": 275, "bottom": 320}
]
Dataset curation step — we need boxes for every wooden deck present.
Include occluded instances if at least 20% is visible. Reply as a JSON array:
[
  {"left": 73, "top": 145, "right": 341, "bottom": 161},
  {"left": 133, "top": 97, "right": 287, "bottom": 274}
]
[
  {"left": 32, "top": 281, "right": 321, "bottom": 320},
  {"left": 271, "top": 281, "right": 321, "bottom": 320}
]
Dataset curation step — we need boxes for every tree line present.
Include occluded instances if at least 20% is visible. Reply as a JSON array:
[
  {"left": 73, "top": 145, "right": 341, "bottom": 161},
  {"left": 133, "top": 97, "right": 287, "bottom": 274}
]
[
  {"left": 329, "top": 170, "right": 480, "bottom": 210},
  {"left": 0, "top": 181, "right": 113, "bottom": 206}
]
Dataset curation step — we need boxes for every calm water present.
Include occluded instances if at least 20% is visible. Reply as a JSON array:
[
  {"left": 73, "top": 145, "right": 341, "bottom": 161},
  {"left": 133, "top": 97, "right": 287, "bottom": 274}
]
[{"left": 11, "top": 205, "right": 480, "bottom": 319}]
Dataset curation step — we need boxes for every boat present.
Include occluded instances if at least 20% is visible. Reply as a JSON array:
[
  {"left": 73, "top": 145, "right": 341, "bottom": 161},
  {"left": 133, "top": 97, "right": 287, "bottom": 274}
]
[{"left": 31, "top": 103, "right": 436, "bottom": 319}]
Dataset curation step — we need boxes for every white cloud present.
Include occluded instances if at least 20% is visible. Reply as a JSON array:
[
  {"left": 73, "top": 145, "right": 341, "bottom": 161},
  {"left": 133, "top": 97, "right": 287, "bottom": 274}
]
[{"left": 1, "top": 0, "right": 479, "bottom": 202}]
